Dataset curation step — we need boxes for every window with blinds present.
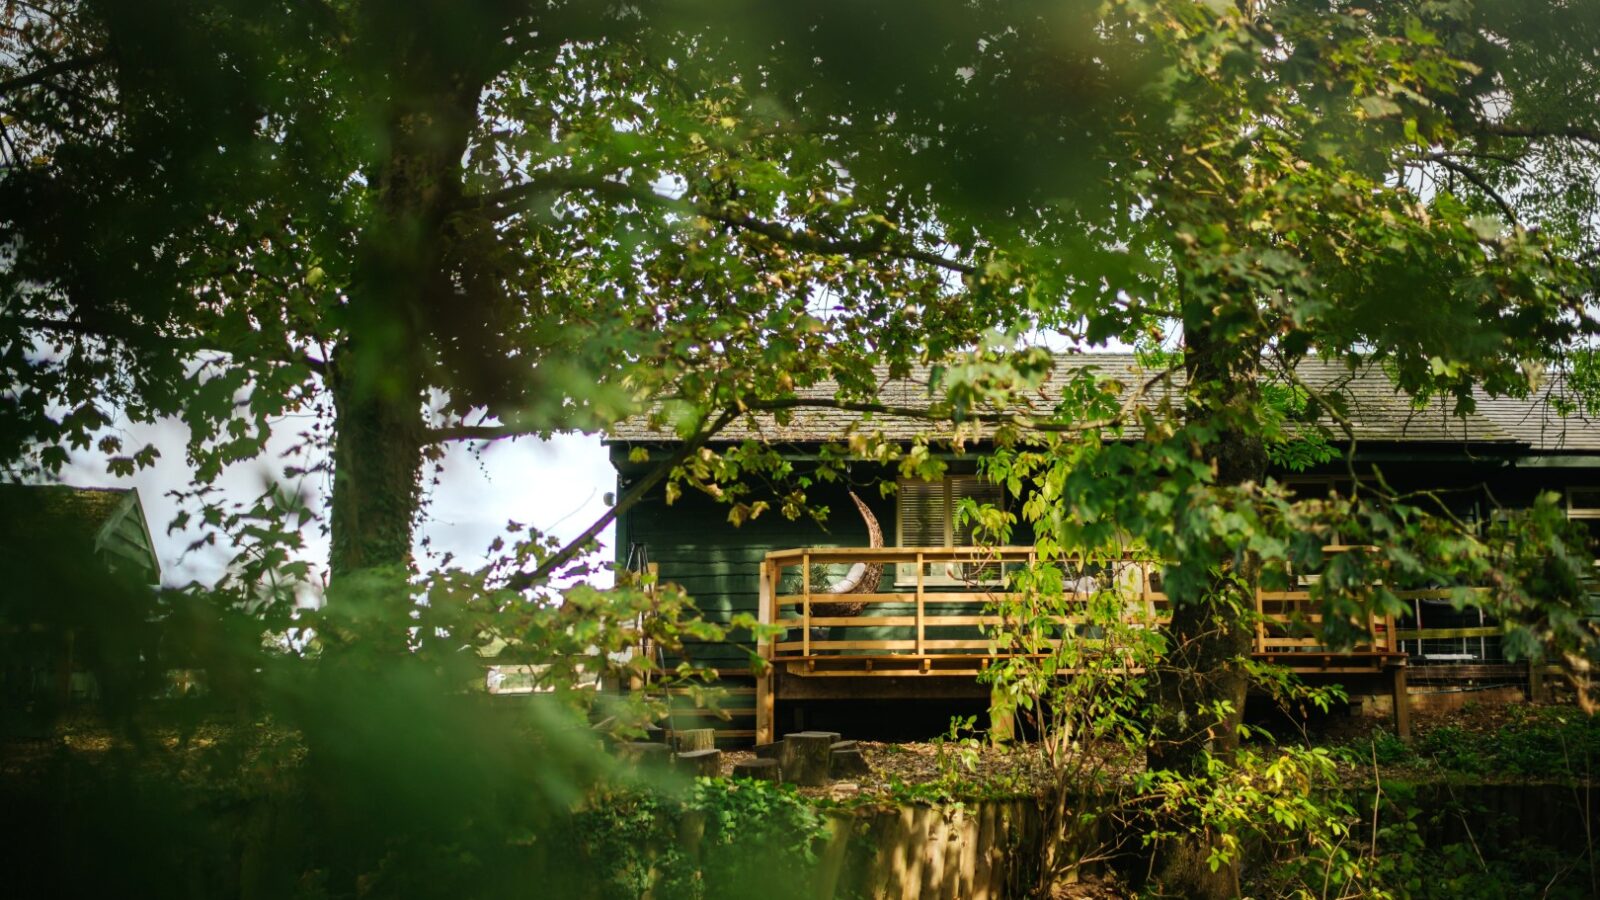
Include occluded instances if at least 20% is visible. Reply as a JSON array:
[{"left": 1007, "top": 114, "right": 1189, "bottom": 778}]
[
  {"left": 1568, "top": 488, "right": 1600, "bottom": 559},
  {"left": 895, "top": 475, "right": 1005, "bottom": 584}
]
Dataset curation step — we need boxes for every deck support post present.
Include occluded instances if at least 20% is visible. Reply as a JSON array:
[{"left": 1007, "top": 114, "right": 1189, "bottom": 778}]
[
  {"left": 756, "top": 558, "right": 776, "bottom": 745},
  {"left": 756, "top": 668, "right": 775, "bottom": 746},
  {"left": 802, "top": 552, "right": 812, "bottom": 657},
  {"left": 988, "top": 684, "right": 1014, "bottom": 745},
  {"left": 1253, "top": 584, "right": 1265, "bottom": 655},
  {"left": 1389, "top": 663, "right": 1411, "bottom": 742}
]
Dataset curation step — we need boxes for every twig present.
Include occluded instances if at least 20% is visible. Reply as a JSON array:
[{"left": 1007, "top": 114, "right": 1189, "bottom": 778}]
[
  {"left": 1369, "top": 739, "right": 1382, "bottom": 863},
  {"left": 1441, "top": 779, "right": 1488, "bottom": 873},
  {"left": 501, "top": 407, "right": 739, "bottom": 591}
]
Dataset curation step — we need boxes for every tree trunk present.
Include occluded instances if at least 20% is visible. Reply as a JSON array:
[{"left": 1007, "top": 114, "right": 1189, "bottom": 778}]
[
  {"left": 779, "top": 732, "right": 835, "bottom": 786},
  {"left": 1146, "top": 304, "right": 1267, "bottom": 898},
  {"left": 322, "top": 7, "right": 512, "bottom": 586},
  {"left": 327, "top": 359, "right": 425, "bottom": 580}
]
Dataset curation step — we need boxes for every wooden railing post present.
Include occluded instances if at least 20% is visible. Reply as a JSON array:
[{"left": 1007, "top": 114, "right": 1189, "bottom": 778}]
[
  {"left": 915, "top": 551, "right": 926, "bottom": 656},
  {"left": 801, "top": 552, "right": 812, "bottom": 657},
  {"left": 756, "top": 557, "right": 775, "bottom": 744}
]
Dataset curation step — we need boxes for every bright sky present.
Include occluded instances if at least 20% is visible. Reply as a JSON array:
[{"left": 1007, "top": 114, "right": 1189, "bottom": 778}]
[{"left": 58, "top": 418, "right": 618, "bottom": 593}]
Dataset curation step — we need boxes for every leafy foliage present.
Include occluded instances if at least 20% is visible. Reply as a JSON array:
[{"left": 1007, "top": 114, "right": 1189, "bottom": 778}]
[
  {"left": 4, "top": 1, "right": 1600, "bottom": 898},
  {"left": 570, "top": 779, "right": 830, "bottom": 900}
]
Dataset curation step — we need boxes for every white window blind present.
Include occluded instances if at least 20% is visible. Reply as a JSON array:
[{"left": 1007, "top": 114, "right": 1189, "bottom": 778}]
[
  {"left": 896, "top": 475, "right": 1005, "bottom": 584},
  {"left": 950, "top": 475, "right": 1004, "bottom": 545},
  {"left": 898, "top": 478, "right": 950, "bottom": 548},
  {"left": 1568, "top": 488, "right": 1600, "bottom": 516}
]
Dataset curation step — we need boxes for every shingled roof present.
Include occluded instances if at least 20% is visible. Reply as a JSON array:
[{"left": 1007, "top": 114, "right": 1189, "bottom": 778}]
[
  {"left": 608, "top": 354, "right": 1600, "bottom": 452},
  {"left": 0, "top": 483, "right": 161, "bottom": 580}
]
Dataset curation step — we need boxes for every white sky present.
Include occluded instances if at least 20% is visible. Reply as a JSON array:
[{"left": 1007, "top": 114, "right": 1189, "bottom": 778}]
[{"left": 57, "top": 418, "right": 618, "bottom": 592}]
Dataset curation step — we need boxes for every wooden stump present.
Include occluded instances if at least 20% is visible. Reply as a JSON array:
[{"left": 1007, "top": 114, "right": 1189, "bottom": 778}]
[
  {"left": 619, "top": 741, "right": 672, "bottom": 768},
  {"left": 731, "top": 757, "right": 780, "bottom": 783},
  {"left": 753, "top": 741, "right": 782, "bottom": 760},
  {"left": 829, "top": 739, "right": 858, "bottom": 753},
  {"left": 780, "top": 732, "right": 835, "bottom": 786},
  {"left": 672, "top": 728, "right": 716, "bottom": 752},
  {"left": 676, "top": 748, "right": 722, "bottom": 777},
  {"left": 830, "top": 747, "right": 871, "bottom": 777}
]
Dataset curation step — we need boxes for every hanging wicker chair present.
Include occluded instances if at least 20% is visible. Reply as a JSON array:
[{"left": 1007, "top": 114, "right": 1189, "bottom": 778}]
[{"left": 811, "top": 490, "right": 883, "bottom": 618}]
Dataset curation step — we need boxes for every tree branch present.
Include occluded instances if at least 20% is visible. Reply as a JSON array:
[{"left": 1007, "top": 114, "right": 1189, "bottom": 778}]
[
  {"left": 429, "top": 361, "right": 1183, "bottom": 446},
  {"left": 1414, "top": 153, "right": 1520, "bottom": 225},
  {"left": 0, "top": 53, "right": 106, "bottom": 98},
  {"left": 1478, "top": 122, "right": 1600, "bottom": 147},
  {"left": 502, "top": 407, "right": 741, "bottom": 592},
  {"left": 464, "top": 172, "right": 977, "bottom": 275},
  {"left": 2, "top": 313, "right": 328, "bottom": 374}
]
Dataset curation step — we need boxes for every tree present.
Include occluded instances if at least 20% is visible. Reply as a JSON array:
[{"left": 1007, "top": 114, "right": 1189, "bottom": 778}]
[
  {"left": 4, "top": 2, "right": 1599, "bottom": 895},
  {"left": 0, "top": 0, "right": 1012, "bottom": 601},
  {"left": 654, "top": 2, "right": 1600, "bottom": 892}
]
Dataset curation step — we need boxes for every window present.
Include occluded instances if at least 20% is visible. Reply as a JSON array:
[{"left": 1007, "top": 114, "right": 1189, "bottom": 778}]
[
  {"left": 1567, "top": 488, "right": 1600, "bottom": 557},
  {"left": 895, "top": 475, "right": 1005, "bottom": 584}
]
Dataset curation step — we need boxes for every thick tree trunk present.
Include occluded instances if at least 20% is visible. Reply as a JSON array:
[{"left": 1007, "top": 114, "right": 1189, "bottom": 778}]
[
  {"left": 307, "top": 14, "right": 519, "bottom": 895},
  {"left": 321, "top": 7, "right": 511, "bottom": 586},
  {"left": 1146, "top": 306, "right": 1267, "bottom": 898},
  {"left": 327, "top": 359, "right": 425, "bottom": 579}
]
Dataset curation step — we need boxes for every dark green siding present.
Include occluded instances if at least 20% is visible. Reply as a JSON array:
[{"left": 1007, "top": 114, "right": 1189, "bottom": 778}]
[{"left": 619, "top": 476, "right": 886, "bottom": 666}]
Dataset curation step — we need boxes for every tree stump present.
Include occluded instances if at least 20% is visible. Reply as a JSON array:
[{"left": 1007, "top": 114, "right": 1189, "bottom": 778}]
[
  {"left": 676, "top": 748, "right": 722, "bottom": 777},
  {"left": 672, "top": 728, "right": 716, "bottom": 752},
  {"left": 731, "top": 757, "right": 780, "bottom": 783},
  {"left": 779, "top": 732, "right": 835, "bottom": 786},
  {"left": 830, "top": 747, "right": 871, "bottom": 777},
  {"left": 753, "top": 741, "right": 782, "bottom": 760},
  {"left": 829, "top": 739, "right": 857, "bottom": 753},
  {"left": 619, "top": 741, "right": 672, "bottom": 768}
]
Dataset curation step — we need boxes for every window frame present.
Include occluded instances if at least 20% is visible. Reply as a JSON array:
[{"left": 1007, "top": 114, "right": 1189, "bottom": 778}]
[{"left": 894, "top": 474, "right": 1005, "bottom": 586}]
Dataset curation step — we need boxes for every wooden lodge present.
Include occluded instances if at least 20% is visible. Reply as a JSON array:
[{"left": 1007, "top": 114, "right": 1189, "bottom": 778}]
[{"left": 607, "top": 355, "right": 1600, "bottom": 745}]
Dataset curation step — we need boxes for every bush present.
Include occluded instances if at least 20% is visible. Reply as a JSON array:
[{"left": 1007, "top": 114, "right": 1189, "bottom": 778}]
[
  {"left": 1408, "top": 708, "right": 1600, "bottom": 779},
  {"left": 570, "top": 778, "right": 832, "bottom": 900}
]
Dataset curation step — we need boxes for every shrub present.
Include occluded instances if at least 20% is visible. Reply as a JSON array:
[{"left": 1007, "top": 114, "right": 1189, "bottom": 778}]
[{"left": 570, "top": 778, "right": 831, "bottom": 900}]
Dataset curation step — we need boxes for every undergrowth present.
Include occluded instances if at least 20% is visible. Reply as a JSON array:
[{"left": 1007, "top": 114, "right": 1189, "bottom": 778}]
[
  {"left": 569, "top": 778, "right": 832, "bottom": 900},
  {"left": 1349, "top": 704, "right": 1600, "bottom": 779}
]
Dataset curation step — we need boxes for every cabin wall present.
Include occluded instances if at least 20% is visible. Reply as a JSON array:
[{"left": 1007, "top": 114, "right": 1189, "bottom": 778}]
[
  {"left": 97, "top": 495, "right": 161, "bottom": 583},
  {"left": 611, "top": 444, "right": 1600, "bottom": 705},
  {"left": 617, "top": 464, "right": 893, "bottom": 669}
]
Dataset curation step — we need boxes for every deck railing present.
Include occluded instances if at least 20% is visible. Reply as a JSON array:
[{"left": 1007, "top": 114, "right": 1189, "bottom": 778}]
[{"left": 757, "top": 546, "right": 1423, "bottom": 662}]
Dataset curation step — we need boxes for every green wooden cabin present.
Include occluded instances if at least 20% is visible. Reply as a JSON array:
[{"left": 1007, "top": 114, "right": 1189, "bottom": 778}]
[{"left": 608, "top": 355, "right": 1600, "bottom": 743}]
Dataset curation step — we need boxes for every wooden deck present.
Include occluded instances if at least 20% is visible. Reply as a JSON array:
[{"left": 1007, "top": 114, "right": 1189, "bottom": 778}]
[{"left": 755, "top": 546, "right": 1421, "bottom": 743}]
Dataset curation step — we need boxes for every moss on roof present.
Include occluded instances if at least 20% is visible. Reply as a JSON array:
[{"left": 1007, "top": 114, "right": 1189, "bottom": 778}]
[{"left": 0, "top": 483, "right": 133, "bottom": 550}]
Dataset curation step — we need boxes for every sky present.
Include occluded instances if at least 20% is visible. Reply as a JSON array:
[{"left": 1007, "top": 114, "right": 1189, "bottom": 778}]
[{"left": 58, "top": 416, "right": 619, "bottom": 593}]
